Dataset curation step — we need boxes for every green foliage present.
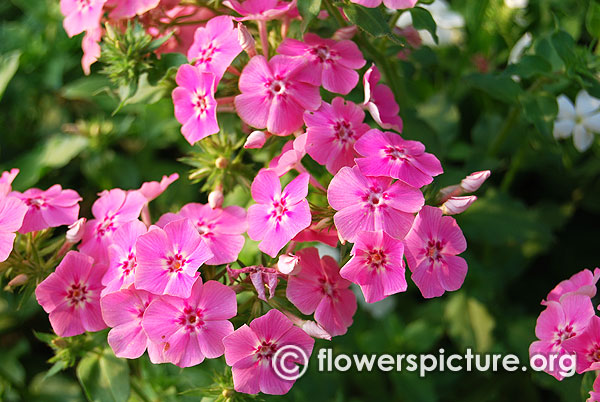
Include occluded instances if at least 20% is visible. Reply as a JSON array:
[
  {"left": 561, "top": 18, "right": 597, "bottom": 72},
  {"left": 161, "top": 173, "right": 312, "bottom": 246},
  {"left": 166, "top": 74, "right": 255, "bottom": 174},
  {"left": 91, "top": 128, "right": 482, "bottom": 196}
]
[{"left": 76, "top": 348, "right": 130, "bottom": 402}]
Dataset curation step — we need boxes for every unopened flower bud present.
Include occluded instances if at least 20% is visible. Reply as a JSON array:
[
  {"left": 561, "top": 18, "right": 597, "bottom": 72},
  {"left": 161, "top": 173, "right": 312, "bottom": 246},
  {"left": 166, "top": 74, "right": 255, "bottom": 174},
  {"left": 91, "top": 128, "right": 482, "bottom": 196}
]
[
  {"left": 332, "top": 25, "right": 358, "bottom": 41},
  {"left": 7, "top": 274, "right": 28, "bottom": 288},
  {"left": 208, "top": 190, "right": 224, "bottom": 209},
  {"left": 237, "top": 23, "right": 257, "bottom": 57},
  {"left": 461, "top": 170, "right": 491, "bottom": 193},
  {"left": 215, "top": 156, "right": 229, "bottom": 169},
  {"left": 244, "top": 130, "right": 267, "bottom": 149},
  {"left": 301, "top": 321, "right": 332, "bottom": 340},
  {"left": 66, "top": 218, "right": 86, "bottom": 243},
  {"left": 277, "top": 253, "right": 301, "bottom": 275},
  {"left": 441, "top": 196, "right": 477, "bottom": 215}
]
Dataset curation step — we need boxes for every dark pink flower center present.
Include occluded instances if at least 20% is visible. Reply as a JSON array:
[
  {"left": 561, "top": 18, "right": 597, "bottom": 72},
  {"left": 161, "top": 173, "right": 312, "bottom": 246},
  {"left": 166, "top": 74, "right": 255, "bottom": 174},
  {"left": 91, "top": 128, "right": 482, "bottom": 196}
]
[
  {"left": 192, "top": 91, "right": 209, "bottom": 115},
  {"left": 318, "top": 276, "right": 337, "bottom": 297},
  {"left": 25, "top": 197, "right": 46, "bottom": 209},
  {"left": 166, "top": 254, "right": 186, "bottom": 273},
  {"left": 270, "top": 198, "right": 289, "bottom": 222},
  {"left": 137, "top": 301, "right": 151, "bottom": 319},
  {"left": 362, "top": 186, "right": 387, "bottom": 210},
  {"left": 67, "top": 282, "right": 89, "bottom": 306},
  {"left": 120, "top": 252, "right": 136, "bottom": 276},
  {"left": 97, "top": 216, "right": 115, "bottom": 236},
  {"left": 310, "top": 45, "right": 337, "bottom": 64},
  {"left": 195, "top": 220, "right": 214, "bottom": 237},
  {"left": 267, "top": 76, "right": 287, "bottom": 98},
  {"left": 178, "top": 306, "right": 204, "bottom": 332},
  {"left": 425, "top": 239, "right": 444, "bottom": 261},
  {"left": 196, "top": 42, "right": 217, "bottom": 65},
  {"left": 76, "top": 0, "right": 92, "bottom": 11},
  {"left": 586, "top": 344, "right": 600, "bottom": 363},
  {"left": 334, "top": 120, "right": 355, "bottom": 144},
  {"left": 256, "top": 341, "right": 278, "bottom": 360},
  {"left": 366, "top": 248, "right": 387, "bottom": 271},
  {"left": 554, "top": 324, "right": 576, "bottom": 346},
  {"left": 385, "top": 146, "right": 408, "bottom": 161}
]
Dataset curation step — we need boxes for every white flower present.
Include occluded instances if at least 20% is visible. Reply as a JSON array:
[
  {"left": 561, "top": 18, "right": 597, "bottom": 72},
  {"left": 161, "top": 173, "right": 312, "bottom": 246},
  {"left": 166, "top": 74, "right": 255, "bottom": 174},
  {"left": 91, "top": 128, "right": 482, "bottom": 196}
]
[
  {"left": 505, "top": 0, "right": 528, "bottom": 9},
  {"left": 396, "top": 0, "right": 465, "bottom": 46},
  {"left": 508, "top": 32, "right": 532, "bottom": 65},
  {"left": 553, "top": 90, "right": 600, "bottom": 152}
]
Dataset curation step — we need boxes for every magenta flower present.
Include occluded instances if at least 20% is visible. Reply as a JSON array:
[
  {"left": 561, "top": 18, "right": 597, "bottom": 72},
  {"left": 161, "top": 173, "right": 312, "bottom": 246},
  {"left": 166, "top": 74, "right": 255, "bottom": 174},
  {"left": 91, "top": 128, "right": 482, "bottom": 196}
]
[
  {"left": 304, "top": 97, "right": 370, "bottom": 174},
  {"left": 81, "top": 27, "right": 102, "bottom": 75},
  {"left": 187, "top": 16, "right": 242, "bottom": 85},
  {"left": 545, "top": 268, "right": 600, "bottom": 304},
  {"left": 235, "top": 55, "right": 321, "bottom": 136},
  {"left": 363, "top": 64, "right": 403, "bottom": 132},
  {"left": 13, "top": 185, "right": 82, "bottom": 234},
  {"left": 102, "top": 220, "right": 147, "bottom": 296},
  {"left": 223, "top": 309, "right": 314, "bottom": 395},
  {"left": 137, "top": 173, "right": 179, "bottom": 202},
  {"left": 156, "top": 203, "right": 247, "bottom": 265},
  {"left": 349, "top": 0, "right": 416, "bottom": 10},
  {"left": 142, "top": 278, "right": 237, "bottom": 367},
  {"left": 106, "top": 0, "right": 160, "bottom": 19},
  {"left": 135, "top": 218, "right": 213, "bottom": 298},
  {"left": 172, "top": 64, "right": 219, "bottom": 145},
  {"left": 223, "top": 0, "right": 296, "bottom": 21},
  {"left": 0, "top": 195, "right": 27, "bottom": 263},
  {"left": 287, "top": 247, "right": 356, "bottom": 336},
  {"left": 247, "top": 170, "right": 311, "bottom": 257},
  {"left": 60, "top": 0, "right": 107, "bottom": 37},
  {"left": 35, "top": 251, "right": 107, "bottom": 337},
  {"left": 293, "top": 224, "right": 339, "bottom": 247},
  {"left": 340, "top": 231, "right": 407, "bottom": 303},
  {"left": 354, "top": 129, "right": 443, "bottom": 188},
  {"left": 563, "top": 315, "right": 600, "bottom": 374},
  {"left": 79, "top": 188, "right": 146, "bottom": 265},
  {"left": 101, "top": 287, "right": 165, "bottom": 362},
  {"left": 278, "top": 33, "right": 365, "bottom": 95},
  {"left": 529, "top": 294, "right": 594, "bottom": 380},
  {"left": 403, "top": 206, "right": 467, "bottom": 298},
  {"left": 327, "top": 166, "right": 424, "bottom": 243}
]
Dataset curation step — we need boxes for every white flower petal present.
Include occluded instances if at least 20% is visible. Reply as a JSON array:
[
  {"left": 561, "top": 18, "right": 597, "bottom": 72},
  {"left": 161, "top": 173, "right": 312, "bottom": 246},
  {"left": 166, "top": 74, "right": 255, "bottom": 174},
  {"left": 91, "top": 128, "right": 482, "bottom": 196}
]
[
  {"left": 509, "top": 32, "right": 532, "bottom": 64},
  {"left": 573, "top": 124, "right": 594, "bottom": 152},
  {"left": 553, "top": 119, "right": 575, "bottom": 139},
  {"left": 583, "top": 112, "right": 600, "bottom": 133},
  {"left": 557, "top": 95, "right": 576, "bottom": 120},
  {"left": 575, "top": 90, "right": 600, "bottom": 117}
]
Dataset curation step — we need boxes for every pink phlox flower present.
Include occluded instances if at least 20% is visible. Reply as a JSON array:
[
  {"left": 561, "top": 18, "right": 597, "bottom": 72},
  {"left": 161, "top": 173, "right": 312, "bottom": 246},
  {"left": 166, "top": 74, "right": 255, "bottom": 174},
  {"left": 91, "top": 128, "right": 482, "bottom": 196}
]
[
  {"left": 0, "top": 168, "right": 19, "bottom": 197},
  {"left": 277, "top": 33, "right": 365, "bottom": 95},
  {"left": 156, "top": 203, "right": 247, "bottom": 265},
  {"left": 35, "top": 251, "right": 107, "bottom": 337},
  {"left": 187, "top": 16, "right": 243, "bottom": 87},
  {"left": 105, "top": 0, "right": 160, "bottom": 19},
  {"left": 13, "top": 185, "right": 82, "bottom": 234},
  {"left": 327, "top": 165, "right": 424, "bottom": 243},
  {"left": 244, "top": 130, "right": 268, "bottom": 149},
  {"left": 268, "top": 133, "right": 306, "bottom": 176},
  {"left": 292, "top": 224, "right": 339, "bottom": 247},
  {"left": 223, "top": 309, "right": 314, "bottom": 395},
  {"left": 135, "top": 218, "right": 213, "bottom": 298},
  {"left": 286, "top": 247, "right": 356, "bottom": 336},
  {"left": 363, "top": 64, "right": 403, "bottom": 132},
  {"left": 529, "top": 294, "right": 595, "bottom": 380},
  {"left": 101, "top": 287, "right": 165, "bottom": 362},
  {"left": 277, "top": 253, "right": 300, "bottom": 275},
  {"left": 0, "top": 194, "right": 27, "bottom": 263},
  {"left": 79, "top": 188, "right": 146, "bottom": 265},
  {"left": 223, "top": 0, "right": 296, "bottom": 21},
  {"left": 349, "top": 0, "right": 417, "bottom": 10},
  {"left": 460, "top": 170, "right": 491, "bottom": 193},
  {"left": 60, "top": 0, "right": 107, "bottom": 37},
  {"left": 589, "top": 375, "right": 600, "bottom": 402},
  {"left": 102, "top": 220, "right": 148, "bottom": 296},
  {"left": 563, "top": 315, "right": 600, "bottom": 374},
  {"left": 172, "top": 64, "right": 219, "bottom": 145},
  {"left": 82, "top": 26, "right": 102, "bottom": 75},
  {"left": 440, "top": 196, "right": 477, "bottom": 215},
  {"left": 341, "top": 231, "right": 407, "bottom": 303},
  {"left": 304, "top": 97, "right": 370, "bottom": 174},
  {"left": 142, "top": 278, "right": 237, "bottom": 367},
  {"left": 137, "top": 173, "right": 179, "bottom": 202},
  {"left": 403, "top": 206, "right": 467, "bottom": 298},
  {"left": 544, "top": 268, "right": 600, "bottom": 305},
  {"left": 247, "top": 265, "right": 279, "bottom": 301},
  {"left": 354, "top": 129, "right": 443, "bottom": 188},
  {"left": 235, "top": 55, "right": 321, "bottom": 136},
  {"left": 247, "top": 170, "right": 311, "bottom": 257}
]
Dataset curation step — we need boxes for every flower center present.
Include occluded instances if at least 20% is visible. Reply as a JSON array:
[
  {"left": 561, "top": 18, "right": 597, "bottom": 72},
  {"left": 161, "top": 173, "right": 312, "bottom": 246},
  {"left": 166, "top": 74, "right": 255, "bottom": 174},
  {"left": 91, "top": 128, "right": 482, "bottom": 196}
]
[
  {"left": 385, "top": 146, "right": 408, "bottom": 161},
  {"left": 311, "top": 45, "right": 335, "bottom": 63},
  {"left": 67, "top": 282, "right": 89, "bottom": 306},
  {"left": 268, "top": 77, "right": 287, "bottom": 97},
  {"left": 26, "top": 197, "right": 45, "bottom": 209},
  {"left": 97, "top": 216, "right": 115, "bottom": 236},
  {"left": 166, "top": 254, "right": 186, "bottom": 273},
  {"left": 256, "top": 341, "right": 277, "bottom": 360},
  {"left": 137, "top": 301, "right": 150, "bottom": 319},
  {"left": 270, "top": 198, "right": 288, "bottom": 222},
  {"left": 178, "top": 306, "right": 204, "bottom": 332},
  {"left": 587, "top": 344, "right": 600, "bottom": 363},
  {"left": 197, "top": 42, "right": 217, "bottom": 65},
  {"left": 363, "top": 187, "right": 386, "bottom": 210},
  {"left": 120, "top": 252, "right": 136, "bottom": 276},
  {"left": 334, "top": 120, "right": 354, "bottom": 144},
  {"left": 555, "top": 324, "right": 576, "bottom": 345},
  {"left": 366, "top": 248, "right": 387, "bottom": 270},
  {"left": 195, "top": 221, "right": 213, "bottom": 237},
  {"left": 192, "top": 91, "right": 209, "bottom": 115},
  {"left": 318, "top": 276, "right": 336, "bottom": 297},
  {"left": 425, "top": 239, "right": 443, "bottom": 261},
  {"left": 76, "top": 0, "right": 92, "bottom": 11}
]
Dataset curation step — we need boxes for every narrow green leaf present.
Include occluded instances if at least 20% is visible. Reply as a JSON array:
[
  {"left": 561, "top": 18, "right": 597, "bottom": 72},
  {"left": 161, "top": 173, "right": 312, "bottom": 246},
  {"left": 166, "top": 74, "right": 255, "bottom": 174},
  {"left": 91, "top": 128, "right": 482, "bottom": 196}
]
[
  {"left": 586, "top": 1, "right": 600, "bottom": 38},
  {"left": 445, "top": 293, "right": 495, "bottom": 353},
  {"left": 0, "top": 50, "right": 21, "bottom": 100},
  {"left": 410, "top": 7, "right": 438, "bottom": 44},
  {"left": 298, "top": 0, "right": 322, "bottom": 33},
  {"left": 343, "top": 4, "right": 398, "bottom": 42},
  {"left": 581, "top": 371, "right": 596, "bottom": 401},
  {"left": 466, "top": 73, "right": 523, "bottom": 103}
]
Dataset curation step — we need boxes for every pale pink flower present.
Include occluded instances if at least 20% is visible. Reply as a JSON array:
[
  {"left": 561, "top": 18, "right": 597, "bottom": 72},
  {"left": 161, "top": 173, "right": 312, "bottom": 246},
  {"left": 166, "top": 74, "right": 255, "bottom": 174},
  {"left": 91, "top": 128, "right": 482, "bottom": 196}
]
[
  {"left": 293, "top": 224, "right": 339, "bottom": 247},
  {"left": 135, "top": 218, "right": 213, "bottom": 298},
  {"left": 404, "top": 206, "right": 468, "bottom": 298},
  {"left": 0, "top": 168, "right": 19, "bottom": 197},
  {"left": 82, "top": 26, "right": 102, "bottom": 75},
  {"left": 235, "top": 55, "right": 321, "bottom": 136},
  {"left": 350, "top": 0, "right": 416, "bottom": 9},
  {"left": 244, "top": 131, "right": 268, "bottom": 149},
  {"left": 300, "top": 320, "right": 331, "bottom": 340},
  {"left": 247, "top": 170, "right": 311, "bottom": 257},
  {"left": 0, "top": 195, "right": 27, "bottom": 263},
  {"left": 441, "top": 196, "right": 477, "bottom": 215},
  {"left": 60, "top": 0, "right": 107, "bottom": 37},
  {"left": 237, "top": 22, "right": 256, "bottom": 56},
  {"left": 461, "top": 170, "right": 491, "bottom": 192},
  {"left": 529, "top": 294, "right": 595, "bottom": 380},
  {"left": 327, "top": 166, "right": 424, "bottom": 243},
  {"left": 35, "top": 251, "right": 107, "bottom": 337},
  {"left": 66, "top": 218, "right": 87, "bottom": 243},
  {"left": 223, "top": 0, "right": 296, "bottom": 21},
  {"left": 363, "top": 64, "right": 403, "bottom": 132},
  {"left": 277, "top": 253, "right": 300, "bottom": 275},
  {"left": 277, "top": 34, "right": 365, "bottom": 95},
  {"left": 223, "top": 309, "right": 314, "bottom": 395},
  {"left": 304, "top": 97, "right": 370, "bottom": 174},
  {"left": 102, "top": 220, "right": 147, "bottom": 296},
  {"left": 354, "top": 129, "right": 443, "bottom": 188},
  {"left": 287, "top": 247, "right": 356, "bottom": 336},
  {"left": 332, "top": 25, "right": 358, "bottom": 41},
  {"left": 106, "top": 0, "right": 160, "bottom": 19},
  {"left": 101, "top": 288, "right": 164, "bottom": 362},
  {"left": 156, "top": 203, "right": 247, "bottom": 265},
  {"left": 341, "top": 231, "right": 407, "bottom": 303},
  {"left": 563, "top": 315, "right": 600, "bottom": 373},
  {"left": 137, "top": 173, "right": 179, "bottom": 202},
  {"left": 172, "top": 64, "right": 219, "bottom": 145},
  {"left": 187, "top": 16, "right": 242, "bottom": 86},
  {"left": 79, "top": 189, "right": 146, "bottom": 265},
  {"left": 143, "top": 278, "right": 237, "bottom": 367},
  {"left": 545, "top": 268, "right": 600, "bottom": 304},
  {"left": 13, "top": 185, "right": 82, "bottom": 233},
  {"left": 207, "top": 190, "right": 224, "bottom": 209},
  {"left": 268, "top": 134, "right": 306, "bottom": 176}
]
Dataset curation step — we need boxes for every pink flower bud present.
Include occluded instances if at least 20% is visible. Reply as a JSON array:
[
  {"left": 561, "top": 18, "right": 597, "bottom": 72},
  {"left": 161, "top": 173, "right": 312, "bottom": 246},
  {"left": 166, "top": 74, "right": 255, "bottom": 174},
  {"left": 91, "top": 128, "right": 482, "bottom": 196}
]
[
  {"left": 208, "top": 190, "right": 224, "bottom": 209},
  {"left": 332, "top": 25, "right": 358, "bottom": 41},
  {"left": 66, "top": 218, "right": 86, "bottom": 243},
  {"left": 237, "top": 23, "right": 256, "bottom": 57},
  {"left": 441, "top": 196, "right": 477, "bottom": 215},
  {"left": 277, "top": 253, "right": 301, "bottom": 275},
  {"left": 7, "top": 274, "right": 28, "bottom": 287},
  {"left": 461, "top": 170, "right": 491, "bottom": 193},
  {"left": 301, "top": 320, "right": 332, "bottom": 340},
  {"left": 244, "top": 130, "right": 267, "bottom": 149}
]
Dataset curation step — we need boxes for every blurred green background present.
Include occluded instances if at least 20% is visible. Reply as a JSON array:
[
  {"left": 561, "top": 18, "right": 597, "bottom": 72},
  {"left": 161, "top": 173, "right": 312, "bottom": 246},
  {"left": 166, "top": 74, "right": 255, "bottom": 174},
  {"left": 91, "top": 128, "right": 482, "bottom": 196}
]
[{"left": 1, "top": 0, "right": 600, "bottom": 401}]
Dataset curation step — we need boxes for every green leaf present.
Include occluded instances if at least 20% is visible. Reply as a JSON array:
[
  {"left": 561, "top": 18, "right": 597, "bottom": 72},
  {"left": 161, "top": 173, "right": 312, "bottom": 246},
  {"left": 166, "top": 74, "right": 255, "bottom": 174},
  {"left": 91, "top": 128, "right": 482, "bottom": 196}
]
[
  {"left": 586, "top": 1, "right": 600, "bottom": 38},
  {"left": 343, "top": 4, "right": 398, "bottom": 42},
  {"left": 506, "top": 55, "right": 552, "bottom": 79},
  {"left": 551, "top": 30, "right": 577, "bottom": 67},
  {"left": 76, "top": 348, "right": 130, "bottom": 402},
  {"left": 410, "top": 7, "right": 438, "bottom": 44},
  {"left": 0, "top": 50, "right": 21, "bottom": 100},
  {"left": 298, "top": 0, "right": 322, "bottom": 33},
  {"left": 520, "top": 92, "right": 558, "bottom": 137},
  {"left": 465, "top": 73, "right": 523, "bottom": 103},
  {"left": 581, "top": 371, "right": 596, "bottom": 401},
  {"left": 147, "top": 31, "right": 174, "bottom": 52},
  {"left": 444, "top": 293, "right": 495, "bottom": 353}
]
